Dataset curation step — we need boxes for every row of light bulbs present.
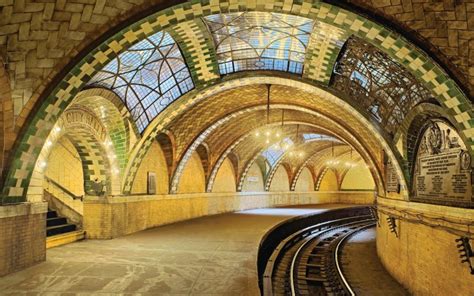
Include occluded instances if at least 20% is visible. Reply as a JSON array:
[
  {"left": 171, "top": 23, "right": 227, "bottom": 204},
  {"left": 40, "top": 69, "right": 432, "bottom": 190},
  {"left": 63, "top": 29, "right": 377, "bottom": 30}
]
[{"left": 326, "top": 159, "right": 359, "bottom": 168}]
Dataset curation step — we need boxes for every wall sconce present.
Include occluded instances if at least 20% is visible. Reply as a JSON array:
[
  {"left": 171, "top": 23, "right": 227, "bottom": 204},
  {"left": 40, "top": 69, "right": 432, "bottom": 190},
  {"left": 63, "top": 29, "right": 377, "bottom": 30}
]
[
  {"left": 386, "top": 216, "right": 398, "bottom": 237},
  {"left": 455, "top": 237, "right": 474, "bottom": 275}
]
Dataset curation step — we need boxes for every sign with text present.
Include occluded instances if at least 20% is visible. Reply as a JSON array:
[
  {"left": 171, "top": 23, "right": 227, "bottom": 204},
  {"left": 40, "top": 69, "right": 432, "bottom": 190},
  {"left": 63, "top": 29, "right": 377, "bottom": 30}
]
[{"left": 413, "top": 121, "right": 472, "bottom": 207}]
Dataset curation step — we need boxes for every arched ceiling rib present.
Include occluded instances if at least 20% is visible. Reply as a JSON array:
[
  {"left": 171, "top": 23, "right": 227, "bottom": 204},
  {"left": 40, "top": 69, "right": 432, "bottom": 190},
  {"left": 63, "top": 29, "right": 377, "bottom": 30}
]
[{"left": 4, "top": 1, "right": 473, "bottom": 201}]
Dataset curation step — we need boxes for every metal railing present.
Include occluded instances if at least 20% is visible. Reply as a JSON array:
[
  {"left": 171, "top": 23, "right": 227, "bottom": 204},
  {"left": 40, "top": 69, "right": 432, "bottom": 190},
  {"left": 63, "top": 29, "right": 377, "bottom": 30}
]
[{"left": 44, "top": 176, "right": 83, "bottom": 201}]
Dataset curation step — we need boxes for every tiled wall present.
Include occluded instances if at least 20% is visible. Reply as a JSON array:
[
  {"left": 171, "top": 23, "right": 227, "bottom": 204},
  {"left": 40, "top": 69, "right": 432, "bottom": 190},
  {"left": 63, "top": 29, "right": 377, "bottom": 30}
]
[
  {"left": 83, "top": 191, "right": 375, "bottom": 239},
  {"left": 377, "top": 197, "right": 474, "bottom": 295},
  {"left": 4, "top": 0, "right": 473, "bottom": 202},
  {"left": 44, "top": 137, "right": 84, "bottom": 197},
  {"left": 131, "top": 140, "right": 169, "bottom": 195}
]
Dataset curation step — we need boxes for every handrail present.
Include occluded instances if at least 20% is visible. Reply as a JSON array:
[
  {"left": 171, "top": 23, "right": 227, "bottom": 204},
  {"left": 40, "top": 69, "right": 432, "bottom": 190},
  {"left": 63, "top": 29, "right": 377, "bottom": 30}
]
[{"left": 44, "top": 176, "right": 83, "bottom": 201}]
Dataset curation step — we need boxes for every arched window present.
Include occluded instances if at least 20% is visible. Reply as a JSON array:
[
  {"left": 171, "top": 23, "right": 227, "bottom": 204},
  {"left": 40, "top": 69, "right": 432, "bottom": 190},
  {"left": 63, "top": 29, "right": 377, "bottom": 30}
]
[
  {"left": 204, "top": 12, "right": 314, "bottom": 75},
  {"left": 332, "top": 37, "right": 432, "bottom": 135},
  {"left": 88, "top": 31, "right": 194, "bottom": 132}
]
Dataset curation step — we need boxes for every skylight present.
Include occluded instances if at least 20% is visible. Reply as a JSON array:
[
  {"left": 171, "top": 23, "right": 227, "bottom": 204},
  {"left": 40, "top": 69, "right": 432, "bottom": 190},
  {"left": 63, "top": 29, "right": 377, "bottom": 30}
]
[
  {"left": 303, "top": 133, "right": 340, "bottom": 143},
  {"left": 87, "top": 31, "right": 194, "bottom": 132},
  {"left": 261, "top": 138, "right": 294, "bottom": 166},
  {"left": 204, "top": 12, "right": 314, "bottom": 75}
]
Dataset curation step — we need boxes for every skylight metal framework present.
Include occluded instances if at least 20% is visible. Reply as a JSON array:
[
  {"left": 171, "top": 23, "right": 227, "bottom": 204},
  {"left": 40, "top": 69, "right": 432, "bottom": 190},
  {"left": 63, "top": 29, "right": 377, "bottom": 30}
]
[
  {"left": 88, "top": 31, "right": 194, "bottom": 132},
  {"left": 303, "top": 133, "right": 340, "bottom": 143},
  {"left": 261, "top": 138, "right": 293, "bottom": 166},
  {"left": 204, "top": 12, "right": 314, "bottom": 75},
  {"left": 332, "top": 37, "right": 432, "bottom": 135}
]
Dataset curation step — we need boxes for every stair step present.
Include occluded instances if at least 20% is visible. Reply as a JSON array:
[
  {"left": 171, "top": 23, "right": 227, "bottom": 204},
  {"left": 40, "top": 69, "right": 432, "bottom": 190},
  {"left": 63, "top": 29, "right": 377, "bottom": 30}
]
[
  {"left": 47, "top": 230, "right": 85, "bottom": 249},
  {"left": 47, "top": 217, "right": 68, "bottom": 227},
  {"left": 47, "top": 210, "right": 58, "bottom": 218},
  {"left": 47, "top": 223, "right": 76, "bottom": 237}
]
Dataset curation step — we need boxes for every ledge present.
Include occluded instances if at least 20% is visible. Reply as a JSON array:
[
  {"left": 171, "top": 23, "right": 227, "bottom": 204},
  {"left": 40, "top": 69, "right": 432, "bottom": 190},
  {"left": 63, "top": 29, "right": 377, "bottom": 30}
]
[
  {"left": 0, "top": 202, "right": 48, "bottom": 219},
  {"left": 83, "top": 191, "right": 375, "bottom": 204}
]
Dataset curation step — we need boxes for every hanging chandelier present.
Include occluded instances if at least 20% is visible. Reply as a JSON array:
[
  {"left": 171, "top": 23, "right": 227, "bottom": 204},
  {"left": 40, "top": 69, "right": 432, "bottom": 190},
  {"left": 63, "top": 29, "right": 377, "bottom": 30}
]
[
  {"left": 325, "top": 141, "right": 340, "bottom": 167},
  {"left": 254, "top": 85, "right": 305, "bottom": 159},
  {"left": 326, "top": 144, "right": 358, "bottom": 168},
  {"left": 344, "top": 148, "right": 357, "bottom": 168},
  {"left": 286, "top": 124, "right": 304, "bottom": 159},
  {"left": 255, "top": 84, "right": 286, "bottom": 146}
]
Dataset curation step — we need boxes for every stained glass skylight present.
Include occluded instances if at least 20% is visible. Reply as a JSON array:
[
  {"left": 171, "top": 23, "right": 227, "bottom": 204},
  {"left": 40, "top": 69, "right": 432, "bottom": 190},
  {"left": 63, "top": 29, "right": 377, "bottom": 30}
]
[
  {"left": 303, "top": 133, "right": 340, "bottom": 142},
  {"left": 332, "top": 37, "right": 432, "bottom": 135},
  {"left": 261, "top": 138, "right": 293, "bottom": 166},
  {"left": 87, "top": 31, "right": 194, "bottom": 132},
  {"left": 204, "top": 12, "right": 314, "bottom": 75}
]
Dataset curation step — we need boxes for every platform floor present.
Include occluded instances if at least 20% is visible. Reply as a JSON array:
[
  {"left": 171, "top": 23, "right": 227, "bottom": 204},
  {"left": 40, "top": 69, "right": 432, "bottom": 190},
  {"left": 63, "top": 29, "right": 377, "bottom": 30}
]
[
  {"left": 341, "top": 227, "right": 409, "bottom": 295},
  {"left": 0, "top": 204, "right": 390, "bottom": 295}
]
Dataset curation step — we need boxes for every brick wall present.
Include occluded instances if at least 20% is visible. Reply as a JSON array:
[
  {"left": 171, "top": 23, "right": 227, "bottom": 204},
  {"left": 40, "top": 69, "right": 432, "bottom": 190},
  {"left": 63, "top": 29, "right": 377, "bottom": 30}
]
[{"left": 0, "top": 202, "right": 47, "bottom": 276}]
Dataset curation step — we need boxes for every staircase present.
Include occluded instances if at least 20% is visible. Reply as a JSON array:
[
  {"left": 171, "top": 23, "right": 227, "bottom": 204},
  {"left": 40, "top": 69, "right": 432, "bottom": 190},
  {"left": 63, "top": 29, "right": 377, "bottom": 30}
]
[
  {"left": 46, "top": 208, "right": 85, "bottom": 248},
  {"left": 47, "top": 209, "right": 77, "bottom": 236},
  {"left": 44, "top": 178, "right": 86, "bottom": 248}
]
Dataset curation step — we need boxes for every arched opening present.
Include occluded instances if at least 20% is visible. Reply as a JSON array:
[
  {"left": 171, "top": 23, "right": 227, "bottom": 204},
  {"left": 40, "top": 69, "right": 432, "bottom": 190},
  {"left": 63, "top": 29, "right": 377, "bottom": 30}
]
[
  {"left": 0, "top": 2, "right": 472, "bottom": 293},
  {"left": 294, "top": 167, "right": 314, "bottom": 192},
  {"left": 269, "top": 166, "right": 291, "bottom": 192},
  {"left": 242, "top": 162, "right": 265, "bottom": 192},
  {"left": 212, "top": 158, "right": 237, "bottom": 193},
  {"left": 177, "top": 151, "right": 206, "bottom": 194},
  {"left": 340, "top": 162, "right": 376, "bottom": 191},
  {"left": 131, "top": 140, "right": 169, "bottom": 195},
  {"left": 318, "top": 169, "right": 339, "bottom": 191}
]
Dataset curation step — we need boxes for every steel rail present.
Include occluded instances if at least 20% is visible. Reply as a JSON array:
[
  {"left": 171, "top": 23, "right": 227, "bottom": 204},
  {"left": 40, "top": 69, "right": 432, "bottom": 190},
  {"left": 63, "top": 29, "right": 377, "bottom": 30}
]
[
  {"left": 334, "top": 222, "right": 376, "bottom": 296},
  {"left": 289, "top": 220, "right": 374, "bottom": 296}
]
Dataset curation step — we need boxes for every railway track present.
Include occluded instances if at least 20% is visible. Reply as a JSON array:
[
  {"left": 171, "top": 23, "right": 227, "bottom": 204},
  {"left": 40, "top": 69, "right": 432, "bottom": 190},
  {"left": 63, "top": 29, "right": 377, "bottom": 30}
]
[{"left": 262, "top": 209, "right": 376, "bottom": 296}]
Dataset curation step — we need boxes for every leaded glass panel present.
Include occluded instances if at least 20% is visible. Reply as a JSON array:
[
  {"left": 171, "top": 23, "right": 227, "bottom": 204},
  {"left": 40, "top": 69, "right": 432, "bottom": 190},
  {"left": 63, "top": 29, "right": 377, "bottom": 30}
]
[
  {"left": 332, "top": 37, "right": 432, "bottom": 135},
  {"left": 88, "top": 31, "right": 194, "bottom": 132},
  {"left": 204, "top": 12, "right": 314, "bottom": 75}
]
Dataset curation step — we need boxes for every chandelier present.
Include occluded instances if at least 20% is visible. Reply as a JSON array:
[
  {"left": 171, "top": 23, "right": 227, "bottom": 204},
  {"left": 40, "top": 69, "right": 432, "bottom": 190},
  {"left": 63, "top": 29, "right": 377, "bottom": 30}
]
[
  {"left": 254, "top": 84, "right": 305, "bottom": 159},
  {"left": 255, "top": 84, "right": 282, "bottom": 144},
  {"left": 325, "top": 143, "right": 358, "bottom": 168}
]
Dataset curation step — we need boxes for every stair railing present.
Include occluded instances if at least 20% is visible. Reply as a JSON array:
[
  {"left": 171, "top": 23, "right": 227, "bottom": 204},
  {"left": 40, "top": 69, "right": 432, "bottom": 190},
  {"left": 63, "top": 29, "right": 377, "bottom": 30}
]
[{"left": 44, "top": 176, "right": 83, "bottom": 201}]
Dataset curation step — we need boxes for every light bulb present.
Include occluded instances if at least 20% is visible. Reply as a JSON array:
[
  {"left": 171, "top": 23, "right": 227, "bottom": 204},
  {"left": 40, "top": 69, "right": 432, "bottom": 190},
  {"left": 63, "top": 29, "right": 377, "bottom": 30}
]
[
  {"left": 255, "top": 131, "right": 260, "bottom": 137},
  {"left": 265, "top": 131, "right": 270, "bottom": 136}
]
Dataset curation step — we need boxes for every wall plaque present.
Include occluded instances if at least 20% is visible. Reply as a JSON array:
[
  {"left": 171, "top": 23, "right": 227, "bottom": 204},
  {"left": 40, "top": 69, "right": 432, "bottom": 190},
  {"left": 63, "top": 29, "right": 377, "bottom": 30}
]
[{"left": 413, "top": 120, "right": 473, "bottom": 207}]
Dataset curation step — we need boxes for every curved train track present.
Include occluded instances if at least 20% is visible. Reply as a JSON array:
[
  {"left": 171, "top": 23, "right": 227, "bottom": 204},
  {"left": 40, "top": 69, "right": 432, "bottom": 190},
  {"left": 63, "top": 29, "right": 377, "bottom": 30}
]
[{"left": 262, "top": 210, "right": 376, "bottom": 296}]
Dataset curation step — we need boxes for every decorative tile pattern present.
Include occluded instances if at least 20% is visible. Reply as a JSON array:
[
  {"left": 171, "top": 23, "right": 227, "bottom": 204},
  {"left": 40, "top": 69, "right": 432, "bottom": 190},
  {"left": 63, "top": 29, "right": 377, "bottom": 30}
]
[
  {"left": 3, "top": 1, "right": 472, "bottom": 201},
  {"left": 303, "top": 21, "right": 348, "bottom": 84},
  {"left": 171, "top": 19, "right": 221, "bottom": 86},
  {"left": 87, "top": 31, "right": 194, "bottom": 133}
]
